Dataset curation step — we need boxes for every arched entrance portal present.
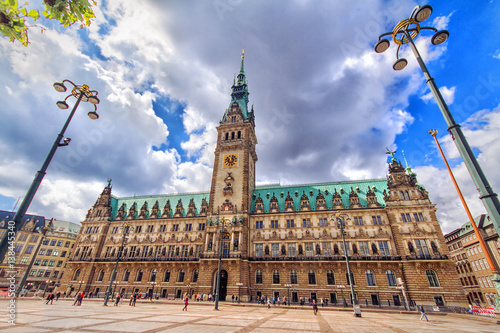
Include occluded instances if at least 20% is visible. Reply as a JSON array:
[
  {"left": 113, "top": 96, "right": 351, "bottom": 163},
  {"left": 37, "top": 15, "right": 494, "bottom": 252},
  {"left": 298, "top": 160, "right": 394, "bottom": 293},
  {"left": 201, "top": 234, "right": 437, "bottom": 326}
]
[{"left": 214, "top": 270, "right": 228, "bottom": 301}]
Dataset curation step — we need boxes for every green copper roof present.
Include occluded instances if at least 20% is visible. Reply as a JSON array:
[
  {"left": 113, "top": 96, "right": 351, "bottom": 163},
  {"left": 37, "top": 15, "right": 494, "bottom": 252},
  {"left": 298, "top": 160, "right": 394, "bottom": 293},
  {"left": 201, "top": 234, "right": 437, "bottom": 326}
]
[
  {"left": 222, "top": 51, "right": 252, "bottom": 121},
  {"left": 110, "top": 192, "right": 209, "bottom": 220},
  {"left": 250, "top": 178, "right": 387, "bottom": 213}
]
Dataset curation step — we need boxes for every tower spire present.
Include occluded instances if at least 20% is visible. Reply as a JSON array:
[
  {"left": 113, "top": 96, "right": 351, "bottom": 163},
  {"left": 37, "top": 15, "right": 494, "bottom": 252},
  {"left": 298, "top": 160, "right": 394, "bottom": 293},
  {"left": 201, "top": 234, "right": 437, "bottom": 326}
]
[
  {"left": 240, "top": 49, "right": 245, "bottom": 75},
  {"left": 222, "top": 50, "right": 251, "bottom": 122}
]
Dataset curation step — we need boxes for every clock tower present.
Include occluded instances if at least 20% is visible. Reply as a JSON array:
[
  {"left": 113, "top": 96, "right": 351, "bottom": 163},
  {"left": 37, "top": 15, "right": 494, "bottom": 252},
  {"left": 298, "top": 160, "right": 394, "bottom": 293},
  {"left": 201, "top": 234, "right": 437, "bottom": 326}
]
[{"left": 208, "top": 51, "right": 258, "bottom": 218}]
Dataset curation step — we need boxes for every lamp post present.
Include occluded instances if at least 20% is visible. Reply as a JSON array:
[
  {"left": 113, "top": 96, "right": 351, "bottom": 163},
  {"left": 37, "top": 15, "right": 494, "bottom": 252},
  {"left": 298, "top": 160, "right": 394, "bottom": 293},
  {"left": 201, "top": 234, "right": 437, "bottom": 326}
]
[
  {"left": 104, "top": 221, "right": 131, "bottom": 306},
  {"left": 0, "top": 80, "right": 100, "bottom": 263},
  {"left": 150, "top": 282, "right": 157, "bottom": 301},
  {"left": 43, "top": 280, "right": 52, "bottom": 298},
  {"left": 214, "top": 217, "right": 227, "bottom": 310},
  {"left": 236, "top": 282, "right": 243, "bottom": 304},
  {"left": 429, "top": 130, "right": 500, "bottom": 306},
  {"left": 331, "top": 212, "right": 360, "bottom": 317},
  {"left": 77, "top": 280, "right": 85, "bottom": 294},
  {"left": 337, "top": 284, "right": 346, "bottom": 307},
  {"left": 284, "top": 284, "right": 292, "bottom": 306},
  {"left": 396, "top": 277, "right": 410, "bottom": 310},
  {"left": 111, "top": 281, "right": 119, "bottom": 300},
  {"left": 374, "top": 4, "right": 500, "bottom": 238},
  {"left": 16, "top": 220, "right": 54, "bottom": 297}
]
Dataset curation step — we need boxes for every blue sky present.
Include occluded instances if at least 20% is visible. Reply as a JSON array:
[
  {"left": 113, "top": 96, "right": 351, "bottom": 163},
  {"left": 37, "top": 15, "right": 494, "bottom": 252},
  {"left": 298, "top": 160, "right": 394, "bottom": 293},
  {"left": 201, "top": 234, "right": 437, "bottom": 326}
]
[{"left": 0, "top": 0, "right": 499, "bottom": 233}]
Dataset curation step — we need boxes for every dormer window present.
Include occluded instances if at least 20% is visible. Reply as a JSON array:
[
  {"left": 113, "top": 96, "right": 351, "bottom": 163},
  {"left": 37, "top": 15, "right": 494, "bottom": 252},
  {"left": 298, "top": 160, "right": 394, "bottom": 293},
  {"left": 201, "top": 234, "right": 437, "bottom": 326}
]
[{"left": 231, "top": 116, "right": 236, "bottom": 122}]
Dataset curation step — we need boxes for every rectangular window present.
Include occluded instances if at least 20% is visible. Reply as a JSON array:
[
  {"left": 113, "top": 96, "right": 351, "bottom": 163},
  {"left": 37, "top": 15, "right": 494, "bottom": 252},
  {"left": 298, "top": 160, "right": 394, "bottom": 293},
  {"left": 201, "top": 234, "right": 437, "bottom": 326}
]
[
  {"left": 340, "top": 242, "right": 350, "bottom": 256},
  {"left": 44, "top": 270, "right": 51, "bottom": 277},
  {"left": 198, "top": 223, "right": 205, "bottom": 231},
  {"left": 319, "top": 218, "right": 328, "bottom": 227},
  {"left": 14, "top": 244, "right": 23, "bottom": 253},
  {"left": 111, "top": 227, "right": 118, "bottom": 234},
  {"left": 405, "top": 213, "right": 411, "bottom": 222},
  {"left": 322, "top": 242, "right": 331, "bottom": 255},
  {"left": 46, "top": 249, "right": 53, "bottom": 256},
  {"left": 48, "top": 260, "right": 55, "bottom": 267},
  {"left": 354, "top": 216, "right": 363, "bottom": 225},
  {"left": 418, "top": 213, "right": 424, "bottom": 221},
  {"left": 302, "top": 219, "right": 311, "bottom": 227},
  {"left": 56, "top": 261, "right": 63, "bottom": 267},
  {"left": 29, "top": 270, "right": 36, "bottom": 277},
  {"left": 372, "top": 216, "right": 382, "bottom": 225},
  {"left": 401, "top": 213, "right": 407, "bottom": 222},
  {"left": 52, "top": 271, "right": 59, "bottom": 278},
  {"left": 147, "top": 225, "right": 154, "bottom": 233},
  {"left": 24, "top": 245, "right": 34, "bottom": 254},
  {"left": 255, "top": 221, "right": 263, "bottom": 229},
  {"left": 141, "top": 246, "right": 150, "bottom": 257},
  {"left": 288, "top": 243, "right": 296, "bottom": 257},
  {"left": 255, "top": 244, "right": 263, "bottom": 257},
  {"left": 168, "top": 246, "right": 175, "bottom": 257},
  {"left": 34, "top": 259, "right": 41, "bottom": 265},
  {"left": 305, "top": 242, "right": 314, "bottom": 256},
  {"left": 159, "top": 225, "right": 166, "bottom": 232},
  {"left": 64, "top": 241, "right": 70, "bottom": 247},
  {"left": 171, "top": 224, "right": 179, "bottom": 232},
  {"left": 378, "top": 241, "right": 390, "bottom": 256},
  {"left": 185, "top": 224, "right": 192, "bottom": 232},
  {"left": 415, "top": 239, "right": 429, "bottom": 256},
  {"left": 29, "top": 235, "right": 39, "bottom": 242},
  {"left": 181, "top": 245, "right": 189, "bottom": 257},
  {"left": 50, "top": 240, "right": 56, "bottom": 246},
  {"left": 483, "top": 258, "right": 489, "bottom": 269},
  {"left": 56, "top": 240, "right": 63, "bottom": 247},
  {"left": 135, "top": 226, "right": 142, "bottom": 233},
  {"left": 359, "top": 241, "right": 370, "bottom": 255},
  {"left": 195, "top": 245, "right": 202, "bottom": 257},
  {"left": 60, "top": 251, "right": 66, "bottom": 257},
  {"left": 20, "top": 256, "right": 29, "bottom": 264},
  {"left": 38, "top": 248, "right": 46, "bottom": 255},
  {"left": 41, "top": 259, "right": 48, "bottom": 266},
  {"left": 413, "top": 213, "right": 420, "bottom": 222},
  {"left": 271, "top": 220, "right": 279, "bottom": 228},
  {"left": 286, "top": 219, "right": 295, "bottom": 228},
  {"left": 271, "top": 243, "right": 280, "bottom": 257}
]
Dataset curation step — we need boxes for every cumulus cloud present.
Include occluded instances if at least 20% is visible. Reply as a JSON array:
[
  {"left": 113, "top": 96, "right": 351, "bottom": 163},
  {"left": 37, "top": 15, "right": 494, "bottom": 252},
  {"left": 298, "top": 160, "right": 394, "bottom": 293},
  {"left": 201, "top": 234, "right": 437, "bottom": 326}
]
[{"left": 421, "top": 86, "right": 456, "bottom": 105}]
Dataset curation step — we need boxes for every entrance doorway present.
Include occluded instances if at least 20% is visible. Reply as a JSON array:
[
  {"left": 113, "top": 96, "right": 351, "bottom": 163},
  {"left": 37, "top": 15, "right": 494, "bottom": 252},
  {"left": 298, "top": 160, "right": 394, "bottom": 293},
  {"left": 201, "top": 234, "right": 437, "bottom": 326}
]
[
  {"left": 161, "top": 289, "right": 168, "bottom": 298},
  {"left": 371, "top": 294, "right": 379, "bottom": 306},
  {"left": 292, "top": 292, "right": 298, "bottom": 304},
  {"left": 393, "top": 294, "right": 401, "bottom": 306},
  {"left": 330, "top": 293, "right": 337, "bottom": 305},
  {"left": 176, "top": 289, "right": 182, "bottom": 298},
  {"left": 310, "top": 292, "right": 317, "bottom": 302},
  {"left": 216, "top": 270, "right": 228, "bottom": 301}
]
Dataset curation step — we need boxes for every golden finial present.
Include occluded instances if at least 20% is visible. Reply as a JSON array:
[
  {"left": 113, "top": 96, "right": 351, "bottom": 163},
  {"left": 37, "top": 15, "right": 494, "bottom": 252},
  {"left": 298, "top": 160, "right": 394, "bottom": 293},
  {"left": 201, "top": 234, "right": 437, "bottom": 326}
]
[{"left": 242, "top": 49, "right": 245, "bottom": 59}]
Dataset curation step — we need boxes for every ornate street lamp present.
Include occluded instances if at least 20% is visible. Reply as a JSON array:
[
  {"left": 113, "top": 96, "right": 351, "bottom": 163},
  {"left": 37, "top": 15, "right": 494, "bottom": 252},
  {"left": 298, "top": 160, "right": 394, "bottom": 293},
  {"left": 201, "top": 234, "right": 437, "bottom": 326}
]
[
  {"left": 0, "top": 80, "right": 101, "bottom": 263},
  {"left": 104, "top": 221, "right": 131, "bottom": 306},
  {"left": 150, "top": 282, "right": 157, "bottom": 301},
  {"left": 214, "top": 217, "right": 228, "bottom": 310},
  {"left": 374, "top": 5, "right": 500, "bottom": 243},
  {"left": 42, "top": 280, "right": 52, "bottom": 298},
  {"left": 330, "top": 212, "right": 361, "bottom": 317}
]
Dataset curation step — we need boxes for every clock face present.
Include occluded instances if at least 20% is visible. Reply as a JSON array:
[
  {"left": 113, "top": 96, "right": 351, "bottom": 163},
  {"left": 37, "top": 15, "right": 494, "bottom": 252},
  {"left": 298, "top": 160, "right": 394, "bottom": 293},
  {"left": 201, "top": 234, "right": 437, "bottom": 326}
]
[{"left": 224, "top": 154, "right": 238, "bottom": 167}]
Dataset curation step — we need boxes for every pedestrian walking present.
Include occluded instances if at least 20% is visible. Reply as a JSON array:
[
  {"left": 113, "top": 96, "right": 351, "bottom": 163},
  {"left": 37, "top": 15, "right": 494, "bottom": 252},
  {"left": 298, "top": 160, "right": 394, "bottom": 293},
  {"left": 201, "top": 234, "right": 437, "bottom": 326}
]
[
  {"left": 267, "top": 298, "right": 271, "bottom": 309},
  {"left": 114, "top": 293, "right": 121, "bottom": 306},
  {"left": 232, "top": 294, "right": 235, "bottom": 303},
  {"left": 132, "top": 293, "right": 137, "bottom": 306},
  {"left": 182, "top": 296, "right": 189, "bottom": 311},
  {"left": 56, "top": 291, "right": 61, "bottom": 301},
  {"left": 78, "top": 292, "right": 84, "bottom": 306},
  {"left": 312, "top": 299, "right": 318, "bottom": 315},
  {"left": 45, "top": 293, "right": 52, "bottom": 305},
  {"left": 419, "top": 304, "right": 429, "bottom": 321},
  {"left": 72, "top": 293, "right": 81, "bottom": 306}
]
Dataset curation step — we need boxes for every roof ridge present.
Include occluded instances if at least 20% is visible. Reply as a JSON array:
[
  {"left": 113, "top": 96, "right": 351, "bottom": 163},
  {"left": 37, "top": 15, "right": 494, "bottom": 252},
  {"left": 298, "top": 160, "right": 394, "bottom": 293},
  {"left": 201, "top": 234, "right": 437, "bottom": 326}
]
[
  {"left": 112, "top": 190, "right": 210, "bottom": 200},
  {"left": 255, "top": 178, "right": 386, "bottom": 189}
]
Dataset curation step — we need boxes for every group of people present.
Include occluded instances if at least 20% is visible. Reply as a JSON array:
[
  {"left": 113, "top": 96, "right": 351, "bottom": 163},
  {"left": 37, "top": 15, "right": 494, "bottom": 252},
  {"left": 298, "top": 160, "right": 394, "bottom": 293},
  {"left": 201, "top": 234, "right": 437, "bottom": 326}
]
[
  {"left": 72, "top": 292, "right": 85, "bottom": 306},
  {"left": 44, "top": 291, "right": 61, "bottom": 304}
]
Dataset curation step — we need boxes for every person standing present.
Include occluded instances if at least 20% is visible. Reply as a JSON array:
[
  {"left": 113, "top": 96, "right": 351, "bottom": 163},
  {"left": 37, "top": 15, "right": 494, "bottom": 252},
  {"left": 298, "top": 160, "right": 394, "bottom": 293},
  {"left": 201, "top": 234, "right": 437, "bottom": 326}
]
[
  {"left": 132, "top": 293, "right": 137, "bottom": 307},
  {"left": 312, "top": 299, "right": 318, "bottom": 315},
  {"left": 72, "top": 293, "right": 81, "bottom": 306},
  {"left": 267, "top": 298, "right": 271, "bottom": 309},
  {"left": 232, "top": 294, "right": 235, "bottom": 303},
  {"left": 419, "top": 304, "right": 429, "bottom": 321},
  {"left": 78, "top": 292, "right": 84, "bottom": 306},
  {"left": 182, "top": 296, "right": 189, "bottom": 311},
  {"left": 56, "top": 291, "right": 61, "bottom": 301},
  {"left": 114, "top": 293, "right": 121, "bottom": 306}
]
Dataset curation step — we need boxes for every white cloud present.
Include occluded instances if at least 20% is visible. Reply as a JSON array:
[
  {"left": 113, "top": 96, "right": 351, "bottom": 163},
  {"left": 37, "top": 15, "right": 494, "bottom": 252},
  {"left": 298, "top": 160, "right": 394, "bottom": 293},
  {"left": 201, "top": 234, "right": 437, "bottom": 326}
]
[{"left": 421, "top": 86, "right": 456, "bottom": 105}]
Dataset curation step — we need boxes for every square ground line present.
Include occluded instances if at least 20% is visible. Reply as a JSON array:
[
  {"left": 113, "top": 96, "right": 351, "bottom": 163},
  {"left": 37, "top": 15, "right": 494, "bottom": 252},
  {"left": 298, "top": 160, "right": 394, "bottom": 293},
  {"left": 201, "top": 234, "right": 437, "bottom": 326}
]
[
  {"left": 156, "top": 324, "right": 241, "bottom": 333},
  {"left": 28, "top": 318, "right": 113, "bottom": 329}
]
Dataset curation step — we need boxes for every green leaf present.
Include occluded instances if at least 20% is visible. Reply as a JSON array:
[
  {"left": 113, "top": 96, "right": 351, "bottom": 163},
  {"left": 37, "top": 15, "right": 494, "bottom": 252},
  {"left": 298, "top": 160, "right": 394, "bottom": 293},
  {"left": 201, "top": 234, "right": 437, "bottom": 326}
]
[{"left": 28, "top": 9, "right": 39, "bottom": 20}]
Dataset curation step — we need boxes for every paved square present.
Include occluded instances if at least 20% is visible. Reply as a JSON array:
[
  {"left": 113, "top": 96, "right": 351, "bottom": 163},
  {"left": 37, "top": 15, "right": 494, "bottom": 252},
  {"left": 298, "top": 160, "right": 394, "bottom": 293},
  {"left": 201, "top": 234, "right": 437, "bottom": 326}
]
[{"left": 0, "top": 299, "right": 498, "bottom": 332}]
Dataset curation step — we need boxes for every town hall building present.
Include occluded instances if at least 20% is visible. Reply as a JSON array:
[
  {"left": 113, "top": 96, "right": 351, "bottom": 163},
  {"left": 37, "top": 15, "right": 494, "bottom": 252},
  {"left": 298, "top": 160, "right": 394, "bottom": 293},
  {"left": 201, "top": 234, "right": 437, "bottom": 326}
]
[{"left": 59, "top": 53, "right": 466, "bottom": 307}]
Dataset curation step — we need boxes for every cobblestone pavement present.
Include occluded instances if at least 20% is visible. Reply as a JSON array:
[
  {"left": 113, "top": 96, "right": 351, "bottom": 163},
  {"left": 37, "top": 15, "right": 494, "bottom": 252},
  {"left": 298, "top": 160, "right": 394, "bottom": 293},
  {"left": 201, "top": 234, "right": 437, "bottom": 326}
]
[{"left": 0, "top": 299, "right": 498, "bottom": 332}]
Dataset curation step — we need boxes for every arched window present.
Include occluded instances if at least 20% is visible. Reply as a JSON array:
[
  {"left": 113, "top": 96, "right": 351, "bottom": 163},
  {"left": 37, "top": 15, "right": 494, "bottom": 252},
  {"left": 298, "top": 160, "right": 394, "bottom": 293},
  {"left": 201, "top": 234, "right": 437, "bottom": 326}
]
[
  {"left": 386, "top": 270, "right": 396, "bottom": 286},
  {"left": 308, "top": 270, "right": 316, "bottom": 284},
  {"left": 326, "top": 270, "right": 335, "bottom": 285},
  {"left": 272, "top": 270, "right": 280, "bottom": 284},
  {"left": 136, "top": 269, "right": 143, "bottom": 282},
  {"left": 150, "top": 269, "right": 157, "bottom": 282},
  {"left": 123, "top": 270, "right": 130, "bottom": 282},
  {"left": 192, "top": 270, "right": 199, "bottom": 283},
  {"left": 163, "top": 270, "right": 170, "bottom": 282},
  {"left": 177, "top": 270, "right": 185, "bottom": 282},
  {"left": 97, "top": 269, "right": 105, "bottom": 282},
  {"left": 290, "top": 270, "right": 298, "bottom": 284},
  {"left": 225, "top": 133, "right": 229, "bottom": 140},
  {"left": 72, "top": 269, "right": 80, "bottom": 281},
  {"left": 426, "top": 270, "right": 440, "bottom": 287},
  {"left": 255, "top": 269, "right": 263, "bottom": 284},
  {"left": 237, "top": 131, "right": 241, "bottom": 139},
  {"left": 366, "top": 270, "right": 376, "bottom": 286},
  {"left": 231, "top": 132, "right": 235, "bottom": 139},
  {"left": 346, "top": 270, "right": 355, "bottom": 285}
]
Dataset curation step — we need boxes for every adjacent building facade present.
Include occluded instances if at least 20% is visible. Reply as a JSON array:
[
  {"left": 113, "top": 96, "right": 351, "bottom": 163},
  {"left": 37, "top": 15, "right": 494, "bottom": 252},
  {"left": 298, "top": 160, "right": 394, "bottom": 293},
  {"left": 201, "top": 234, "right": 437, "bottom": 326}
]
[
  {"left": 60, "top": 54, "right": 466, "bottom": 307},
  {"left": 0, "top": 210, "right": 80, "bottom": 294},
  {"left": 445, "top": 215, "right": 500, "bottom": 307}
]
